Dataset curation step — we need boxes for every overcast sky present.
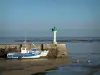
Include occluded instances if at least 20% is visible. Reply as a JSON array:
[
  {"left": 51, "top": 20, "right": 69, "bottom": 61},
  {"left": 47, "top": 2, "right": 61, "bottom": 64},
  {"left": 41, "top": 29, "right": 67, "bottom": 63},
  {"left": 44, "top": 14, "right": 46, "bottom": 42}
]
[{"left": 0, "top": 0, "right": 100, "bottom": 37}]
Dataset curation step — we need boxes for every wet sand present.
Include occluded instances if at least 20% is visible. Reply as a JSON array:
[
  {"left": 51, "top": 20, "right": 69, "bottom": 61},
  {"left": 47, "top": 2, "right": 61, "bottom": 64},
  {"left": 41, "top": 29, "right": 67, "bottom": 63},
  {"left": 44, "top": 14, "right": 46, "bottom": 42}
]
[{"left": 0, "top": 58, "right": 70, "bottom": 75}]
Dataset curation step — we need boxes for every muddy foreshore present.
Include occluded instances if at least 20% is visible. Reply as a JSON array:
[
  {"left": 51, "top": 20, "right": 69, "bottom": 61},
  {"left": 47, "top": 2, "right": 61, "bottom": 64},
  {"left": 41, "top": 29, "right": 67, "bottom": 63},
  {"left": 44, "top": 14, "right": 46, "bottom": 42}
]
[{"left": 0, "top": 58, "right": 71, "bottom": 75}]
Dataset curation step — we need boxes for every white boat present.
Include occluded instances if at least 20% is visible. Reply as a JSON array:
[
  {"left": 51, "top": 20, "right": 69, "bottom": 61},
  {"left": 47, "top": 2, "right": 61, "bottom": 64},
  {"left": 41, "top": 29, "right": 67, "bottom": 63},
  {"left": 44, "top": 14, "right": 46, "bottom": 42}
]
[
  {"left": 40, "top": 50, "right": 49, "bottom": 57},
  {"left": 32, "top": 43, "right": 49, "bottom": 57}
]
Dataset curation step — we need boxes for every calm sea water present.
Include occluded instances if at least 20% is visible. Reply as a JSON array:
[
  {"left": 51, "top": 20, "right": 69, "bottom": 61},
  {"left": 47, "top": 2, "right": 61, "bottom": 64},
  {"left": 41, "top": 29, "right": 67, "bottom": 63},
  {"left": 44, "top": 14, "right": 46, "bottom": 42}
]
[
  {"left": 0, "top": 37, "right": 100, "bottom": 75},
  {"left": 31, "top": 42, "right": 100, "bottom": 75}
]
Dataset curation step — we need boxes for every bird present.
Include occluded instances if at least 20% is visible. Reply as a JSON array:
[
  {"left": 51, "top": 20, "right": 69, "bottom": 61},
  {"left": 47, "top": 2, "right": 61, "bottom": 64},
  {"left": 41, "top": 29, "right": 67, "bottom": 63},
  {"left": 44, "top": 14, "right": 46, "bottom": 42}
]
[
  {"left": 77, "top": 60, "right": 80, "bottom": 63},
  {"left": 88, "top": 60, "right": 91, "bottom": 63}
]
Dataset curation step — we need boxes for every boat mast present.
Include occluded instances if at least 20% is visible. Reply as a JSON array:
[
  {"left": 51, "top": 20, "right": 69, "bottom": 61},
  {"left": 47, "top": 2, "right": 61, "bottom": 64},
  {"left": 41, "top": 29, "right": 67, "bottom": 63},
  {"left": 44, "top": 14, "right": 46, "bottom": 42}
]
[
  {"left": 32, "top": 43, "right": 36, "bottom": 48},
  {"left": 25, "top": 34, "right": 26, "bottom": 48},
  {"left": 24, "top": 32, "right": 27, "bottom": 48}
]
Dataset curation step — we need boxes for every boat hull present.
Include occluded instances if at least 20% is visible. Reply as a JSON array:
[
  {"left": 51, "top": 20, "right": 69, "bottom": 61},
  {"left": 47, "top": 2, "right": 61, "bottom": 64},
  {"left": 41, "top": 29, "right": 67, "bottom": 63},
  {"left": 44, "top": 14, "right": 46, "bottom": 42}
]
[
  {"left": 7, "top": 55, "right": 40, "bottom": 59},
  {"left": 7, "top": 52, "right": 41, "bottom": 59},
  {"left": 7, "top": 50, "right": 49, "bottom": 59}
]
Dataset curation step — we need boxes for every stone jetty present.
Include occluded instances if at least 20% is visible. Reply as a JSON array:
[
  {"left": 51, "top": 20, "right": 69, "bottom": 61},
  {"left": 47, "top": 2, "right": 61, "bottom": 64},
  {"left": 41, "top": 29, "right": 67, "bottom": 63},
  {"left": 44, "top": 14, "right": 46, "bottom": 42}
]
[{"left": 0, "top": 44, "right": 68, "bottom": 58}]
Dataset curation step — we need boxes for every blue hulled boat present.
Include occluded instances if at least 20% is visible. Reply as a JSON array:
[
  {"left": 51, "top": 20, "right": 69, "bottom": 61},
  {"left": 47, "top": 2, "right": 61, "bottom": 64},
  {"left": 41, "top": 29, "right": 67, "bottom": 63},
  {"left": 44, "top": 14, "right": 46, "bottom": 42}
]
[{"left": 7, "top": 47, "right": 41, "bottom": 59}]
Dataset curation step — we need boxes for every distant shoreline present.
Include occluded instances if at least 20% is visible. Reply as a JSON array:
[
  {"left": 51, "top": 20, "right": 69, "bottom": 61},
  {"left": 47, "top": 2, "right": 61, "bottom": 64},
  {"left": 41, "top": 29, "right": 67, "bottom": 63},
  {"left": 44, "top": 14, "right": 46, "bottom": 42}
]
[{"left": 14, "top": 39, "right": 100, "bottom": 43}]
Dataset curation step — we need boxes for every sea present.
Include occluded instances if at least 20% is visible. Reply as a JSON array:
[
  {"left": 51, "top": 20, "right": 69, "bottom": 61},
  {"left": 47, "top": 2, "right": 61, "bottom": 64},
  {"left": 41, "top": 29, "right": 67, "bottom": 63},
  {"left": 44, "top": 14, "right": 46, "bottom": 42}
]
[{"left": 0, "top": 37, "right": 100, "bottom": 75}]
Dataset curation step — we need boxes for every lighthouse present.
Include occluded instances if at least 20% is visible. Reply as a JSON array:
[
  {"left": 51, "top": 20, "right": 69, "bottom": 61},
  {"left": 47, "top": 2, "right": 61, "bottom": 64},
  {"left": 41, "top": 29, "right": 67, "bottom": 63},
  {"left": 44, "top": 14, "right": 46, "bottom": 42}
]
[{"left": 52, "top": 26, "right": 57, "bottom": 44}]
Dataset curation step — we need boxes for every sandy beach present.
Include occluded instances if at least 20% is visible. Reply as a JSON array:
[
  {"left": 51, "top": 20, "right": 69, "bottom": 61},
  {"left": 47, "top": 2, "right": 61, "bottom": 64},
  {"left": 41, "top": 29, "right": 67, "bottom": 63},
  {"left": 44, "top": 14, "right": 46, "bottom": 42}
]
[{"left": 0, "top": 58, "right": 70, "bottom": 75}]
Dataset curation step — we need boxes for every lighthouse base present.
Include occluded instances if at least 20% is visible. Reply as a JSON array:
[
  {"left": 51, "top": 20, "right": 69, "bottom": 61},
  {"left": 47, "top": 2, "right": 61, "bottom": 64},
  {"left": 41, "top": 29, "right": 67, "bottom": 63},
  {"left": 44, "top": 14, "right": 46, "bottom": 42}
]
[{"left": 52, "top": 42, "right": 57, "bottom": 44}]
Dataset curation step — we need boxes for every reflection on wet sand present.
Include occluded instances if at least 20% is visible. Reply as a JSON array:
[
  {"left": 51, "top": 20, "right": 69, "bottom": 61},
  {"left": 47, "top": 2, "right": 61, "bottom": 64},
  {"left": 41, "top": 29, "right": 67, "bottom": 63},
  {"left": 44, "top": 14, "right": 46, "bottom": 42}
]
[{"left": 0, "top": 58, "right": 70, "bottom": 75}]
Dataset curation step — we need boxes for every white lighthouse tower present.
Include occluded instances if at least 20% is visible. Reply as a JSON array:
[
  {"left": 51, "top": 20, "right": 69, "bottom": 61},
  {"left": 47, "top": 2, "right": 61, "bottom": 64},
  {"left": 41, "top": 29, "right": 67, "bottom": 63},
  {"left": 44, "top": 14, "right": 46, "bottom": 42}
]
[{"left": 52, "top": 26, "right": 57, "bottom": 44}]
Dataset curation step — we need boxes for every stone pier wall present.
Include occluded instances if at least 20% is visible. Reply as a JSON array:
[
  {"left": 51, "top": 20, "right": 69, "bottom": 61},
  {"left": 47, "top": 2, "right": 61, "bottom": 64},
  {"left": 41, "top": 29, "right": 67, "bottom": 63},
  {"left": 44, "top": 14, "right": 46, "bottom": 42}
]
[
  {"left": 43, "top": 44, "right": 68, "bottom": 58},
  {"left": 0, "top": 44, "right": 68, "bottom": 58}
]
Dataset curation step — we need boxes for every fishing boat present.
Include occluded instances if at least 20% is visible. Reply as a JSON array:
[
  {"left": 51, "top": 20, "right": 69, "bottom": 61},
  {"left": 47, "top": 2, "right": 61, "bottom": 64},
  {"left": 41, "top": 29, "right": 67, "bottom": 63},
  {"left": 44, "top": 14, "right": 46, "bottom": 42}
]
[
  {"left": 7, "top": 37, "right": 41, "bottom": 59},
  {"left": 7, "top": 34, "right": 49, "bottom": 59},
  {"left": 7, "top": 45, "right": 49, "bottom": 59},
  {"left": 7, "top": 46, "right": 41, "bottom": 59},
  {"left": 7, "top": 43, "right": 49, "bottom": 59}
]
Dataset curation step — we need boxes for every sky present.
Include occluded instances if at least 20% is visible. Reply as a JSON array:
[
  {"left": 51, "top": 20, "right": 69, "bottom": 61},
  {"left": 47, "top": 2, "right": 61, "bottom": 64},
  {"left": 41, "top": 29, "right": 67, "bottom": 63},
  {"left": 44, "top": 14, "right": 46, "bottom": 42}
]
[{"left": 0, "top": 0, "right": 100, "bottom": 37}]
